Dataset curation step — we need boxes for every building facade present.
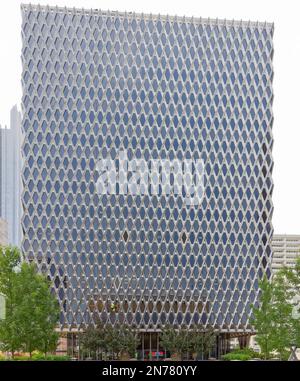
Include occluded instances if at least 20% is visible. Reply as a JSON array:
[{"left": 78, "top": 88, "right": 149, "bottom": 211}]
[
  {"left": 0, "top": 218, "right": 8, "bottom": 246},
  {"left": 0, "top": 105, "right": 23, "bottom": 247},
  {"left": 0, "top": 218, "right": 8, "bottom": 321},
  {"left": 271, "top": 235, "right": 300, "bottom": 323},
  {"left": 272, "top": 235, "right": 300, "bottom": 273},
  {"left": 21, "top": 5, "right": 274, "bottom": 354}
]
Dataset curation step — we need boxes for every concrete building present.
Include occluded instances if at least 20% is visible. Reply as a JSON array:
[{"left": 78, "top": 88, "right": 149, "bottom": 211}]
[
  {"left": 0, "top": 105, "right": 23, "bottom": 247},
  {"left": 272, "top": 234, "right": 300, "bottom": 321},
  {"left": 271, "top": 235, "right": 300, "bottom": 273},
  {"left": 21, "top": 5, "right": 274, "bottom": 358},
  {"left": 0, "top": 218, "right": 7, "bottom": 321},
  {"left": 0, "top": 217, "right": 8, "bottom": 246}
]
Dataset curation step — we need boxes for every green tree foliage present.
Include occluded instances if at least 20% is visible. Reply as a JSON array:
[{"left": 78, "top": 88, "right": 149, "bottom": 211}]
[
  {"left": 14, "top": 263, "right": 60, "bottom": 357},
  {"left": 118, "top": 325, "right": 138, "bottom": 358},
  {"left": 174, "top": 327, "right": 193, "bottom": 359},
  {"left": 190, "top": 325, "right": 217, "bottom": 359},
  {"left": 280, "top": 257, "right": 300, "bottom": 348},
  {"left": 160, "top": 325, "right": 217, "bottom": 360},
  {"left": 79, "top": 324, "right": 106, "bottom": 359},
  {"left": 80, "top": 324, "right": 138, "bottom": 360},
  {"left": 80, "top": 326, "right": 99, "bottom": 358},
  {"left": 0, "top": 246, "right": 22, "bottom": 357},
  {"left": 0, "top": 246, "right": 20, "bottom": 296},
  {"left": 19, "top": 263, "right": 59, "bottom": 356},
  {"left": 0, "top": 246, "right": 59, "bottom": 357},
  {"left": 271, "top": 272, "right": 295, "bottom": 360},
  {"left": 291, "top": 318, "right": 300, "bottom": 349},
  {"left": 251, "top": 275, "right": 276, "bottom": 359},
  {"left": 251, "top": 272, "right": 299, "bottom": 360},
  {"left": 104, "top": 325, "right": 123, "bottom": 359},
  {"left": 159, "top": 325, "right": 181, "bottom": 358},
  {"left": 281, "top": 257, "right": 300, "bottom": 293}
]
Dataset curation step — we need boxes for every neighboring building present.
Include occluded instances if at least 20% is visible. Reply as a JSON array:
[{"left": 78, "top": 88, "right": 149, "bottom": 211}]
[
  {"left": 272, "top": 235, "right": 300, "bottom": 273},
  {"left": 230, "top": 336, "right": 260, "bottom": 353},
  {"left": 0, "top": 219, "right": 8, "bottom": 321},
  {"left": 0, "top": 105, "right": 23, "bottom": 247},
  {"left": 21, "top": 5, "right": 274, "bottom": 358},
  {"left": 0, "top": 218, "right": 8, "bottom": 246},
  {"left": 272, "top": 234, "right": 300, "bottom": 320}
]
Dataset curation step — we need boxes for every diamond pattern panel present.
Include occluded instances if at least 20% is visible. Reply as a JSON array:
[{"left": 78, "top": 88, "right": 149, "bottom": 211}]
[{"left": 21, "top": 5, "right": 274, "bottom": 331}]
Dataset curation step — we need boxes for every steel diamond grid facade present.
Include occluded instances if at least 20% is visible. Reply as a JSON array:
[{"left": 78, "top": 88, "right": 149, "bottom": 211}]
[{"left": 21, "top": 5, "right": 274, "bottom": 332}]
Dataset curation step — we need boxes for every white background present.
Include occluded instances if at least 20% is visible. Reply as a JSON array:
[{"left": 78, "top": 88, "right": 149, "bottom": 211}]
[{"left": 0, "top": 0, "right": 299, "bottom": 234}]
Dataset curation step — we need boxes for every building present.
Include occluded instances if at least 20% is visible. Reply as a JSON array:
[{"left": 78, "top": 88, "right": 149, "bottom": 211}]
[
  {"left": 0, "top": 218, "right": 8, "bottom": 246},
  {"left": 0, "top": 218, "right": 8, "bottom": 321},
  {"left": 0, "top": 105, "right": 23, "bottom": 247},
  {"left": 272, "top": 234, "right": 300, "bottom": 321},
  {"left": 272, "top": 235, "right": 300, "bottom": 273},
  {"left": 21, "top": 5, "right": 274, "bottom": 358}
]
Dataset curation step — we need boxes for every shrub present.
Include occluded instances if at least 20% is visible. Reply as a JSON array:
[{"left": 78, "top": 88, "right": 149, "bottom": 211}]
[
  {"left": 13, "top": 356, "right": 31, "bottom": 361},
  {"left": 32, "top": 353, "right": 70, "bottom": 361},
  {"left": 44, "top": 355, "right": 70, "bottom": 361},
  {"left": 2, "top": 354, "right": 71, "bottom": 361},
  {"left": 222, "top": 352, "right": 252, "bottom": 361},
  {"left": 222, "top": 348, "right": 262, "bottom": 361}
]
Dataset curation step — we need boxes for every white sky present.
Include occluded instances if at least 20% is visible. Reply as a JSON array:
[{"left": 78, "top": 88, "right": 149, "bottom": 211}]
[{"left": 0, "top": 0, "right": 299, "bottom": 234}]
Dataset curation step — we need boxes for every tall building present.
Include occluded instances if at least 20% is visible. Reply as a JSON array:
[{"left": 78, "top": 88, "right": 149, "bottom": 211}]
[
  {"left": 21, "top": 5, "right": 274, "bottom": 357},
  {"left": 0, "top": 218, "right": 8, "bottom": 246},
  {"left": 0, "top": 218, "right": 7, "bottom": 321},
  {"left": 272, "top": 235, "right": 300, "bottom": 273},
  {"left": 0, "top": 105, "right": 23, "bottom": 247}
]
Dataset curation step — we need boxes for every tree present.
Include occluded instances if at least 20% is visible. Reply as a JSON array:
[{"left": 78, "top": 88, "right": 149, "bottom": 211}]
[
  {"left": 175, "top": 327, "right": 193, "bottom": 359},
  {"left": 80, "top": 324, "right": 138, "bottom": 360},
  {"left": 0, "top": 246, "right": 20, "bottom": 296},
  {"left": 0, "top": 246, "right": 22, "bottom": 358},
  {"left": 251, "top": 275, "right": 276, "bottom": 359},
  {"left": 104, "top": 324, "right": 124, "bottom": 359},
  {"left": 160, "top": 325, "right": 193, "bottom": 360},
  {"left": 271, "top": 272, "right": 295, "bottom": 360},
  {"left": 159, "top": 325, "right": 180, "bottom": 358},
  {"left": 38, "top": 330, "right": 60, "bottom": 358},
  {"left": 190, "top": 325, "right": 217, "bottom": 359},
  {"left": 80, "top": 325, "right": 106, "bottom": 359},
  {"left": 80, "top": 326, "right": 98, "bottom": 358},
  {"left": 14, "top": 263, "right": 60, "bottom": 357},
  {"left": 251, "top": 273, "right": 296, "bottom": 360},
  {"left": 119, "top": 325, "right": 138, "bottom": 359},
  {"left": 0, "top": 311, "right": 22, "bottom": 358},
  {"left": 281, "top": 257, "right": 300, "bottom": 336},
  {"left": 281, "top": 257, "right": 300, "bottom": 294},
  {"left": 0, "top": 247, "right": 60, "bottom": 358},
  {"left": 203, "top": 326, "right": 218, "bottom": 358},
  {"left": 291, "top": 316, "right": 300, "bottom": 349}
]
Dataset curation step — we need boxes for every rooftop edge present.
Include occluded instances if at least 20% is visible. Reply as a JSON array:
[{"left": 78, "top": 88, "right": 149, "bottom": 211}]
[{"left": 20, "top": 3, "right": 274, "bottom": 30}]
